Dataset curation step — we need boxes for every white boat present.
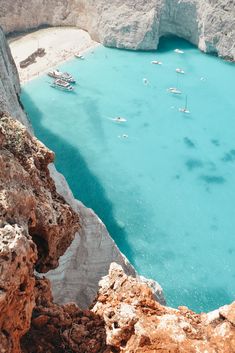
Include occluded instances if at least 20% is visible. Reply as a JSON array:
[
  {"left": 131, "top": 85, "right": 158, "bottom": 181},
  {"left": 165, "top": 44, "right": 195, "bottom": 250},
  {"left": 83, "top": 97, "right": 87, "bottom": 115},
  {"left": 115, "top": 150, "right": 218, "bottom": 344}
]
[
  {"left": 174, "top": 49, "right": 184, "bottom": 54},
  {"left": 179, "top": 95, "right": 190, "bottom": 113},
  {"left": 151, "top": 60, "right": 162, "bottom": 65},
  {"left": 75, "top": 53, "right": 85, "bottom": 59},
  {"left": 176, "top": 68, "right": 185, "bottom": 74},
  {"left": 167, "top": 87, "right": 182, "bottom": 94},
  {"left": 167, "top": 75, "right": 182, "bottom": 94},
  {"left": 118, "top": 134, "right": 128, "bottom": 139},
  {"left": 112, "top": 116, "right": 127, "bottom": 123},
  {"left": 50, "top": 79, "right": 74, "bottom": 92},
  {"left": 48, "top": 69, "right": 76, "bottom": 83}
]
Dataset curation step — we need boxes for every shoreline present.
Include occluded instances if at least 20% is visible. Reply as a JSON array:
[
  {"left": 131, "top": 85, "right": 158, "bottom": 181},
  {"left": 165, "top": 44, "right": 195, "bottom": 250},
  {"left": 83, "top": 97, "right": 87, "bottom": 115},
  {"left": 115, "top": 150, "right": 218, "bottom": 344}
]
[{"left": 9, "top": 27, "right": 100, "bottom": 84}]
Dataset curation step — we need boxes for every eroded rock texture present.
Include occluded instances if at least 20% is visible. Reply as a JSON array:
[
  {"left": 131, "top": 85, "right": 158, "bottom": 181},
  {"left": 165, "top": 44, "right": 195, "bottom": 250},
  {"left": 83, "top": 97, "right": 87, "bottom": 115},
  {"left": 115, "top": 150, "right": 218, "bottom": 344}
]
[
  {"left": 0, "top": 224, "right": 37, "bottom": 353},
  {"left": 0, "top": 114, "right": 80, "bottom": 351},
  {"left": 1, "top": 0, "right": 235, "bottom": 60},
  {"left": 20, "top": 264, "right": 235, "bottom": 353},
  {"left": 92, "top": 263, "right": 235, "bottom": 353},
  {"left": 21, "top": 278, "right": 110, "bottom": 353},
  {"left": 0, "top": 115, "right": 80, "bottom": 272}
]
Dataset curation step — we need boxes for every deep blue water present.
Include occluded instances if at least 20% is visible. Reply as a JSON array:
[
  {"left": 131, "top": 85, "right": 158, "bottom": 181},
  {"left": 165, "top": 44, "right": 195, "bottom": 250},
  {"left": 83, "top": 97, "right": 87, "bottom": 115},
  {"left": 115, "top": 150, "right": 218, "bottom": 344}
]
[{"left": 21, "top": 37, "right": 235, "bottom": 312}]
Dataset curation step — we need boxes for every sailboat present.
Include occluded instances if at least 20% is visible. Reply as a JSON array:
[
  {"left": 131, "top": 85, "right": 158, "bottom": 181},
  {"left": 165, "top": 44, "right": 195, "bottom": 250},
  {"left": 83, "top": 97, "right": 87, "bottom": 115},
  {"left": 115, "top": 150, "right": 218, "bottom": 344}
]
[
  {"left": 179, "top": 95, "right": 190, "bottom": 113},
  {"left": 167, "top": 74, "right": 182, "bottom": 94}
]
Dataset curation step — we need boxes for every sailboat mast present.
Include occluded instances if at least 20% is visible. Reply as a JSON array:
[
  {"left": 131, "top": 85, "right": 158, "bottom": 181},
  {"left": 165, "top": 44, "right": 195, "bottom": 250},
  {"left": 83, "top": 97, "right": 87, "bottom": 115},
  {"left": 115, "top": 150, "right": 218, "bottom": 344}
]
[{"left": 185, "top": 95, "right": 188, "bottom": 109}]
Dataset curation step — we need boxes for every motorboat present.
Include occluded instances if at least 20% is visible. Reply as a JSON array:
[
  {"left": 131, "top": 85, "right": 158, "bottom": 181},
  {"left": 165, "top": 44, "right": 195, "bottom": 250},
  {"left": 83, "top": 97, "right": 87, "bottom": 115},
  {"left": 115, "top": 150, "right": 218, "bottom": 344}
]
[
  {"left": 62, "top": 72, "right": 76, "bottom": 83},
  {"left": 48, "top": 69, "right": 76, "bottom": 83},
  {"left": 174, "top": 49, "right": 184, "bottom": 54},
  {"left": 113, "top": 116, "right": 127, "bottom": 122},
  {"left": 50, "top": 79, "right": 74, "bottom": 92},
  {"left": 167, "top": 87, "right": 182, "bottom": 94},
  {"left": 75, "top": 53, "right": 85, "bottom": 59},
  {"left": 151, "top": 60, "right": 162, "bottom": 65},
  {"left": 176, "top": 68, "right": 185, "bottom": 74}
]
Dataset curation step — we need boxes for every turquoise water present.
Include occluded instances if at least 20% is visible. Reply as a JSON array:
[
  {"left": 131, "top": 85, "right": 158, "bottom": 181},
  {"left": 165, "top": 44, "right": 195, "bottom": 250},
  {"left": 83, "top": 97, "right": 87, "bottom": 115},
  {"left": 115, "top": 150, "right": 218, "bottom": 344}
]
[{"left": 21, "top": 37, "right": 235, "bottom": 313}]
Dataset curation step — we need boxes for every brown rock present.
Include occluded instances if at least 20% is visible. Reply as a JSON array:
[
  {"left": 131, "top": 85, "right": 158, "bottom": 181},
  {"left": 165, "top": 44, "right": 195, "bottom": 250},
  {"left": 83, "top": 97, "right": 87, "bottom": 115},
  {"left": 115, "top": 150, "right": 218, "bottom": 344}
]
[
  {"left": 0, "top": 115, "right": 80, "bottom": 352},
  {"left": 32, "top": 315, "right": 49, "bottom": 328},
  {"left": 0, "top": 115, "right": 80, "bottom": 271},
  {"left": 91, "top": 263, "right": 235, "bottom": 353}
]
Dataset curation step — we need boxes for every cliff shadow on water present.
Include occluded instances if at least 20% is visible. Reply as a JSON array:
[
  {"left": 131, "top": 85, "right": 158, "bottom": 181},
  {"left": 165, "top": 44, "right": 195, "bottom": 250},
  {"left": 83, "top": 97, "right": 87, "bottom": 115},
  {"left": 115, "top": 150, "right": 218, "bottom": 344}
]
[{"left": 21, "top": 91, "right": 137, "bottom": 268}]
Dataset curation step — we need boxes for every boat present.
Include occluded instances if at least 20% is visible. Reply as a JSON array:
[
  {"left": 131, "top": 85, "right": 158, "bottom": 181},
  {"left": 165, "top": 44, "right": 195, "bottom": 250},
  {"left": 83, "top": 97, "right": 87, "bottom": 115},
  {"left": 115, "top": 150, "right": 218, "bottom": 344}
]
[
  {"left": 174, "top": 49, "right": 184, "bottom": 54},
  {"left": 62, "top": 72, "right": 76, "bottom": 83},
  {"left": 113, "top": 116, "right": 127, "bottom": 122},
  {"left": 176, "top": 68, "right": 185, "bottom": 74},
  {"left": 47, "top": 69, "right": 76, "bottom": 83},
  {"left": 167, "top": 87, "right": 182, "bottom": 94},
  {"left": 167, "top": 75, "right": 182, "bottom": 94},
  {"left": 179, "top": 95, "right": 190, "bottom": 113},
  {"left": 75, "top": 53, "right": 85, "bottom": 59},
  {"left": 151, "top": 60, "right": 162, "bottom": 65},
  {"left": 50, "top": 79, "right": 74, "bottom": 92}
]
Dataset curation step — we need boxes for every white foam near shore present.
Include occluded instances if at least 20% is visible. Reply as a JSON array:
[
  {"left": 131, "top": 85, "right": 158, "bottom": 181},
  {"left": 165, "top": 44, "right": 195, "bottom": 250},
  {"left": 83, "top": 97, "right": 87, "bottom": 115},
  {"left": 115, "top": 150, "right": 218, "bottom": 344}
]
[{"left": 8, "top": 27, "right": 100, "bottom": 84}]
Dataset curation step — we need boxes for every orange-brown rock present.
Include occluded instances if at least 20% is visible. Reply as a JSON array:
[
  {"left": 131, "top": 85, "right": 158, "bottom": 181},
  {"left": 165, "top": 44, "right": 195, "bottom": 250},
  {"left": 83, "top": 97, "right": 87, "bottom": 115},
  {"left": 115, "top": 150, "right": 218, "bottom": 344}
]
[
  {"left": 92, "top": 263, "right": 235, "bottom": 353},
  {"left": 0, "top": 114, "right": 80, "bottom": 272},
  {"left": 0, "top": 223, "right": 37, "bottom": 353},
  {"left": 0, "top": 114, "right": 80, "bottom": 352},
  {"left": 21, "top": 278, "right": 111, "bottom": 353}
]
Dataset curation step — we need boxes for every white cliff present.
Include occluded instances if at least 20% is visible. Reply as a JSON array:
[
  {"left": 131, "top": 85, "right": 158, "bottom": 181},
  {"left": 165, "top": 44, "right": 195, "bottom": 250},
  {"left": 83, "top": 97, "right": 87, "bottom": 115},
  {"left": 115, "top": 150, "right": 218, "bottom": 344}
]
[
  {"left": 1, "top": 0, "right": 235, "bottom": 60},
  {"left": 0, "top": 28, "right": 31, "bottom": 128}
]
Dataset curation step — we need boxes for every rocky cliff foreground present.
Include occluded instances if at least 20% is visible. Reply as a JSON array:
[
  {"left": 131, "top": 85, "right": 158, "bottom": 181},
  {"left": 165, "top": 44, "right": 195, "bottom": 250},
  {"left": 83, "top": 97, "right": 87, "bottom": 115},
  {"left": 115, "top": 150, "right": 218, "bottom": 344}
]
[
  {"left": 3, "top": 114, "right": 234, "bottom": 353},
  {"left": 0, "top": 98, "right": 235, "bottom": 353},
  {"left": 1, "top": 0, "right": 235, "bottom": 60},
  {"left": 0, "top": 7, "right": 235, "bottom": 353}
]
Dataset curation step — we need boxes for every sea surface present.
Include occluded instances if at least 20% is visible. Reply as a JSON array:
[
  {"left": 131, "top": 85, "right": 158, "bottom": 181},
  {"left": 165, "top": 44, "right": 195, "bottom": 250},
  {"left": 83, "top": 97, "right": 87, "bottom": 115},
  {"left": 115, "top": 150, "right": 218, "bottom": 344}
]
[{"left": 21, "top": 37, "right": 235, "bottom": 313}]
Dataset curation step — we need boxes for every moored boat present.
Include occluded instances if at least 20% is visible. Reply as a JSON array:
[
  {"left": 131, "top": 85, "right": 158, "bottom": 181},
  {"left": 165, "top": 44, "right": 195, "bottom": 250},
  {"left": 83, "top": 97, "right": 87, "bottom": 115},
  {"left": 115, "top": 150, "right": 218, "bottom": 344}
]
[
  {"left": 75, "top": 53, "right": 85, "bottom": 59},
  {"left": 179, "top": 95, "right": 190, "bottom": 113},
  {"left": 50, "top": 78, "right": 74, "bottom": 92},
  {"left": 174, "top": 48, "right": 184, "bottom": 54},
  {"left": 176, "top": 68, "right": 185, "bottom": 74},
  {"left": 48, "top": 69, "right": 76, "bottom": 83},
  {"left": 151, "top": 60, "right": 162, "bottom": 65},
  {"left": 167, "top": 87, "right": 182, "bottom": 94}
]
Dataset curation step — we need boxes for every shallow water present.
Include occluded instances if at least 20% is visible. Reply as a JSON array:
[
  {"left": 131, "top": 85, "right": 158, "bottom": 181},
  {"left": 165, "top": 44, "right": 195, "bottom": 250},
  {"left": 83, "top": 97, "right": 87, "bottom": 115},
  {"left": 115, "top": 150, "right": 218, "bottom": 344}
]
[{"left": 21, "top": 37, "right": 235, "bottom": 312}]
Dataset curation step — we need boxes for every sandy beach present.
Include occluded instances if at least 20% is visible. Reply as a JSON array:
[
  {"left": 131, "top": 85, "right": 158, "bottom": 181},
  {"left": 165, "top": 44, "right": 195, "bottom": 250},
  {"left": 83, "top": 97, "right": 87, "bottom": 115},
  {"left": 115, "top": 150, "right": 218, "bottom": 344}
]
[{"left": 9, "top": 27, "right": 100, "bottom": 84}]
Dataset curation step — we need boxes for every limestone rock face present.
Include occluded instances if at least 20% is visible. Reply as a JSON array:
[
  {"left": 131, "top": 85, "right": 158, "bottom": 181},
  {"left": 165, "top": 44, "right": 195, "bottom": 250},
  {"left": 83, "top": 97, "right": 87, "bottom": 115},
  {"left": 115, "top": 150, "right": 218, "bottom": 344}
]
[
  {"left": 0, "top": 28, "right": 30, "bottom": 128},
  {"left": 92, "top": 263, "right": 235, "bottom": 353},
  {"left": 1, "top": 0, "right": 235, "bottom": 60}
]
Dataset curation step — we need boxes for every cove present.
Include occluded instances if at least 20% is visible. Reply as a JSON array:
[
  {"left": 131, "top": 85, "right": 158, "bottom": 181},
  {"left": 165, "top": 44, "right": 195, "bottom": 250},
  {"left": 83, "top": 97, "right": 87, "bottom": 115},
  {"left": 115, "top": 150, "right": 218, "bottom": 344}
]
[{"left": 21, "top": 37, "right": 235, "bottom": 313}]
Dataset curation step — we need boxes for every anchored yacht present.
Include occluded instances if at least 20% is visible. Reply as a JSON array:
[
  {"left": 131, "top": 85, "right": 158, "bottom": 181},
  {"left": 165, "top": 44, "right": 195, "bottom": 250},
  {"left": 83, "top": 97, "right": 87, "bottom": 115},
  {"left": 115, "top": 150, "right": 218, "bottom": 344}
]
[{"left": 50, "top": 79, "right": 74, "bottom": 92}]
